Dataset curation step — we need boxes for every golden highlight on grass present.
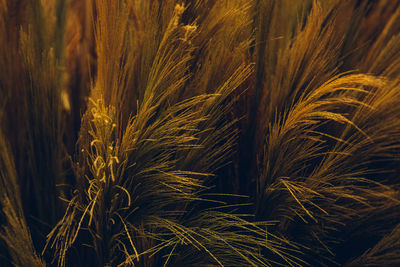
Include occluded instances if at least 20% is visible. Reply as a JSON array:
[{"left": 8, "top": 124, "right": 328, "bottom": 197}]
[{"left": 1, "top": 0, "right": 400, "bottom": 266}]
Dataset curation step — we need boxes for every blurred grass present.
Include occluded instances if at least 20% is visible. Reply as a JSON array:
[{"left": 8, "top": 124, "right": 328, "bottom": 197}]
[{"left": 1, "top": 0, "right": 400, "bottom": 266}]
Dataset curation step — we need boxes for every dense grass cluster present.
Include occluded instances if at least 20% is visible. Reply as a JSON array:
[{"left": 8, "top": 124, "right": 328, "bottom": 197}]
[{"left": 1, "top": 0, "right": 400, "bottom": 266}]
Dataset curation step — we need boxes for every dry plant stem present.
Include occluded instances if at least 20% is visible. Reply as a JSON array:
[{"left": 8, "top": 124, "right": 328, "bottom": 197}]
[{"left": 1, "top": 0, "right": 400, "bottom": 266}]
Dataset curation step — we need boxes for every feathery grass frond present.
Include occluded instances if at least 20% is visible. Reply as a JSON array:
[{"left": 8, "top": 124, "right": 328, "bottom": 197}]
[
  {"left": 2, "top": 0, "right": 400, "bottom": 266},
  {"left": 345, "top": 223, "right": 400, "bottom": 266},
  {"left": 0, "top": 126, "right": 45, "bottom": 266}
]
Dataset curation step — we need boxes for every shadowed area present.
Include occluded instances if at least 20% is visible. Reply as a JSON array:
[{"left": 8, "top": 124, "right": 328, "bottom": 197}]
[{"left": 1, "top": 0, "right": 400, "bottom": 266}]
